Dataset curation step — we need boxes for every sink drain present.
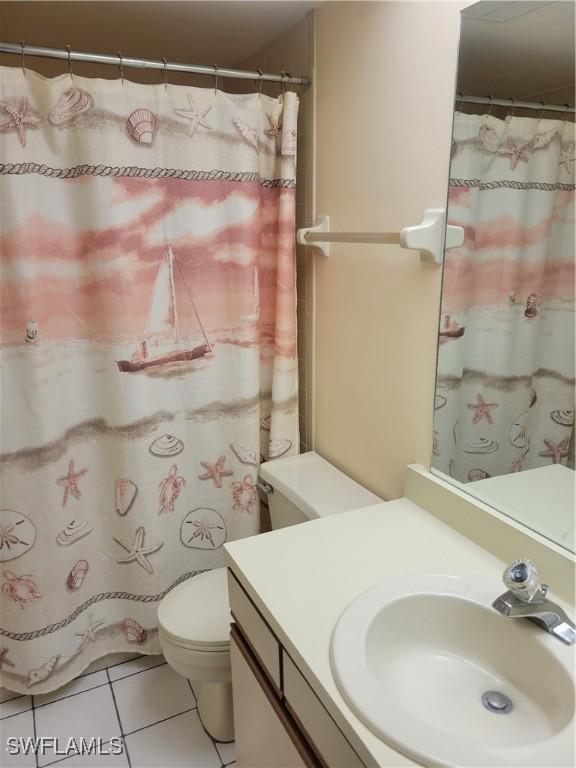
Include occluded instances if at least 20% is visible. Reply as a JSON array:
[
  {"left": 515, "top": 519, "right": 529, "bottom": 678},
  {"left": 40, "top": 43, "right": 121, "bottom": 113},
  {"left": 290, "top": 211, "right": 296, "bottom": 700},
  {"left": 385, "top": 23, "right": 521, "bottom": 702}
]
[{"left": 481, "top": 690, "right": 513, "bottom": 714}]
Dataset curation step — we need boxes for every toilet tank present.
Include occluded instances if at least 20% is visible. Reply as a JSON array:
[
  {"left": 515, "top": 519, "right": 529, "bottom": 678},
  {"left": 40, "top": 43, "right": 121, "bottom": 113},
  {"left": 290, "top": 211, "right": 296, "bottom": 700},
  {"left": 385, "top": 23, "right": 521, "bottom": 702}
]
[{"left": 259, "top": 451, "right": 383, "bottom": 529}]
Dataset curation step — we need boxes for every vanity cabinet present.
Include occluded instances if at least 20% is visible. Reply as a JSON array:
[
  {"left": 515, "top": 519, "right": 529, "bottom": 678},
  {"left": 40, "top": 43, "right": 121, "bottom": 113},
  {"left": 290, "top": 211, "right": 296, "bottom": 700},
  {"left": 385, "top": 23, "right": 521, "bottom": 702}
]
[{"left": 228, "top": 570, "right": 366, "bottom": 768}]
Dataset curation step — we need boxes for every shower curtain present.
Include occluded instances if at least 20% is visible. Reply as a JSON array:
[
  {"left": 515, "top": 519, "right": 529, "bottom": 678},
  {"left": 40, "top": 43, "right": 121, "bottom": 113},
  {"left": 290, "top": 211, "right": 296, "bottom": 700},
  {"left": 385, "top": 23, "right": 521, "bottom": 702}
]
[
  {"left": 0, "top": 67, "right": 299, "bottom": 693},
  {"left": 434, "top": 112, "right": 575, "bottom": 483}
]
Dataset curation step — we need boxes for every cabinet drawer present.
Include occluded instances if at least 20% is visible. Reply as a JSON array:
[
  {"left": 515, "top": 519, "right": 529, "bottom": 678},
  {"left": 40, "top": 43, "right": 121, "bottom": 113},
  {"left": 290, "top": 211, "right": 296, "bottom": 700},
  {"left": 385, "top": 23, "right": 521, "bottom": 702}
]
[
  {"left": 228, "top": 569, "right": 281, "bottom": 691},
  {"left": 283, "top": 652, "right": 366, "bottom": 768},
  {"left": 231, "top": 626, "right": 318, "bottom": 768}
]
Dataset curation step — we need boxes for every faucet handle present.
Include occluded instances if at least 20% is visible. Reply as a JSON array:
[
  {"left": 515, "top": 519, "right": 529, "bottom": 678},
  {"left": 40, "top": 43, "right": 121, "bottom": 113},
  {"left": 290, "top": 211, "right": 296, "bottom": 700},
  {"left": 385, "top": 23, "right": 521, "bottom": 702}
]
[{"left": 503, "top": 559, "right": 542, "bottom": 602}]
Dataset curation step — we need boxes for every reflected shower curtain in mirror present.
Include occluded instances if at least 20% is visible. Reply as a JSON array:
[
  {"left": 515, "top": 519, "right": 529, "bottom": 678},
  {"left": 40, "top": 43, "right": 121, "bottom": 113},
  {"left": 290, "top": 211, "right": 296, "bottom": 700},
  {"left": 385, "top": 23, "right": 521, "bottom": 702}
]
[
  {"left": 434, "top": 112, "right": 575, "bottom": 483},
  {"left": 0, "top": 67, "right": 298, "bottom": 693}
]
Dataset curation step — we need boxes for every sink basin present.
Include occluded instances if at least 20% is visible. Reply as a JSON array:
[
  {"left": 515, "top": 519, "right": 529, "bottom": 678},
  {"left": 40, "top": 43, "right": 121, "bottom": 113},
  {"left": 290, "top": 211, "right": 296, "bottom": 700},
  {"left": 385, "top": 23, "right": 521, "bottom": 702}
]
[{"left": 330, "top": 574, "right": 575, "bottom": 767}]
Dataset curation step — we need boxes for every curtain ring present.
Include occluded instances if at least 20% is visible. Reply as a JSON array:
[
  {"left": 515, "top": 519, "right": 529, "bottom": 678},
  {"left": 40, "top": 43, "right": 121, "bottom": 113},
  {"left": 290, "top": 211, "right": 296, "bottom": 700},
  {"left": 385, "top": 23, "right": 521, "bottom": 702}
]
[
  {"left": 213, "top": 64, "right": 219, "bottom": 93},
  {"left": 20, "top": 40, "right": 26, "bottom": 75},
  {"left": 117, "top": 51, "right": 124, "bottom": 84},
  {"left": 66, "top": 44, "right": 73, "bottom": 79},
  {"left": 561, "top": 103, "right": 570, "bottom": 122},
  {"left": 255, "top": 68, "right": 263, "bottom": 95},
  {"left": 162, "top": 57, "right": 168, "bottom": 90},
  {"left": 486, "top": 94, "right": 494, "bottom": 117},
  {"left": 508, "top": 97, "right": 516, "bottom": 119},
  {"left": 537, "top": 100, "right": 546, "bottom": 120}
]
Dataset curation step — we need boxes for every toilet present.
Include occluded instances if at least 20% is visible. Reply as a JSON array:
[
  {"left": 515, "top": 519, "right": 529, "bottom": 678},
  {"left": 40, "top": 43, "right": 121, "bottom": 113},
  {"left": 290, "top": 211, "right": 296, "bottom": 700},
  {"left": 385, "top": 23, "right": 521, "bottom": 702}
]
[{"left": 157, "top": 451, "right": 382, "bottom": 741}]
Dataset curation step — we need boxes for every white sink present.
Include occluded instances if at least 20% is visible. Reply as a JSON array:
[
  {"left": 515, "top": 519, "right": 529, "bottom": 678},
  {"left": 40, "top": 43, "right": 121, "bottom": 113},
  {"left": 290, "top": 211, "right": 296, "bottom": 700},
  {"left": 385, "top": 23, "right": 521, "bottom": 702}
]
[{"left": 330, "top": 574, "right": 575, "bottom": 767}]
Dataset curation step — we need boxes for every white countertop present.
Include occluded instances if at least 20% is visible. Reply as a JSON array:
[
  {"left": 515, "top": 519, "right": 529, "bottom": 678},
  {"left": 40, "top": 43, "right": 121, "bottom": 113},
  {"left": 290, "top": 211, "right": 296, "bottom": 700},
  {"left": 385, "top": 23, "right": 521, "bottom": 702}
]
[
  {"left": 471, "top": 465, "right": 575, "bottom": 551},
  {"left": 224, "top": 498, "right": 512, "bottom": 767}
]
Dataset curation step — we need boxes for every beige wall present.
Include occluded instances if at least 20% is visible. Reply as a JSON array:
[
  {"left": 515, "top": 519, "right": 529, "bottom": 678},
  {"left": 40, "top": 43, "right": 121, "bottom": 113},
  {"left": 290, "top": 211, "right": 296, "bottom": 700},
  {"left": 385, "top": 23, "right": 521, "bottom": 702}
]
[{"left": 313, "top": 1, "right": 467, "bottom": 500}]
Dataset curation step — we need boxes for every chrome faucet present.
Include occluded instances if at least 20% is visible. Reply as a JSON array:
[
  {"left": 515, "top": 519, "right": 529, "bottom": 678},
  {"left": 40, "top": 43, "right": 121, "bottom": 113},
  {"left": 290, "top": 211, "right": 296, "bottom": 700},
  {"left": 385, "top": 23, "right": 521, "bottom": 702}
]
[{"left": 492, "top": 559, "right": 576, "bottom": 646}]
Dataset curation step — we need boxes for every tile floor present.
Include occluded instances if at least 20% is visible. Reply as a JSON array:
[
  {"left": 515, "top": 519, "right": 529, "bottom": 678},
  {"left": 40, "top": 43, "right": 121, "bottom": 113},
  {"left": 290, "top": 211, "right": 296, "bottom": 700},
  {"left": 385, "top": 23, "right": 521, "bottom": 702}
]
[{"left": 0, "top": 655, "right": 235, "bottom": 768}]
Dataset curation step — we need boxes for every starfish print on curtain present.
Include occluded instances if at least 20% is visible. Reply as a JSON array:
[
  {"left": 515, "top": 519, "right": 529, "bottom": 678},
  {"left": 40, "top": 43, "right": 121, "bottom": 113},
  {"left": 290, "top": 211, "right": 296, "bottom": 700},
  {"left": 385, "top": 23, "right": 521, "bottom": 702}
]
[
  {"left": 74, "top": 616, "right": 105, "bottom": 651},
  {"left": 466, "top": 394, "right": 498, "bottom": 425},
  {"left": 0, "top": 648, "right": 15, "bottom": 669},
  {"left": 173, "top": 95, "right": 212, "bottom": 135},
  {"left": 113, "top": 527, "right": 163, "bottom": 574},
  {"left": 503, "top": 136, "right": 529, "bottom": 170},
  {"left": 559, "top": 143, "right": 575, "bottom": 175},
  {"left": 198, "top": 456, "right": 233, "bottom": 488},
  {"left": 56, "top": 460, "right": 88, "bottom": 506},
  {"left": 0, "top": 98, "right": 40, "bottom": 146},
  {"left": 540, "top": 437, "right": 570, "bottom": 464}
]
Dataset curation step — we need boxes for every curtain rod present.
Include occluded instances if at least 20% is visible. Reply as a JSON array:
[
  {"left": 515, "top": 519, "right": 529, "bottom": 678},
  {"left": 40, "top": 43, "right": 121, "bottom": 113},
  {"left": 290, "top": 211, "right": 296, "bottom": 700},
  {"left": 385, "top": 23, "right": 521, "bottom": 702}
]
[
  {"left": 456, "top": 94, "right": 574, "bottom": 114},
  {"left": 0, "top": 42, "right": 311, "bottom": 85}
]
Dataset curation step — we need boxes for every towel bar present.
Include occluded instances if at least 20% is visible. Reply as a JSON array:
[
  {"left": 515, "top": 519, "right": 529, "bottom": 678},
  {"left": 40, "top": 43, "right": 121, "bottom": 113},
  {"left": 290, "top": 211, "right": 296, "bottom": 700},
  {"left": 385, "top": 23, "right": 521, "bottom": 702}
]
[{"left": 296, "top": 209, "right": 464, "bottom": 265}]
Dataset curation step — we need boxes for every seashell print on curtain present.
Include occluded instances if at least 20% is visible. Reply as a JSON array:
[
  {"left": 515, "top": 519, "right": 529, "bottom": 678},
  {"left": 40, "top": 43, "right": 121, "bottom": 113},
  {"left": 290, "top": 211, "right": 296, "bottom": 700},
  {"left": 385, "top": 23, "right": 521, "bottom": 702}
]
[
  {"left": 434, "top": 112, "right": 575, "bottom": 488},
  {"left": 0, "top": 67, "right": 299, "bottom": 693}
]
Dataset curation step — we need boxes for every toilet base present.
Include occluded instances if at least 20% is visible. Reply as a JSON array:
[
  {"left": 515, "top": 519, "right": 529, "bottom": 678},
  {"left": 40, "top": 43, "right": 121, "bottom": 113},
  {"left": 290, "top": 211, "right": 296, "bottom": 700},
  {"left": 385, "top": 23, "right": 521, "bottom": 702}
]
[{"left": 196, "top": 681, "right": 235, "bottom": 742}]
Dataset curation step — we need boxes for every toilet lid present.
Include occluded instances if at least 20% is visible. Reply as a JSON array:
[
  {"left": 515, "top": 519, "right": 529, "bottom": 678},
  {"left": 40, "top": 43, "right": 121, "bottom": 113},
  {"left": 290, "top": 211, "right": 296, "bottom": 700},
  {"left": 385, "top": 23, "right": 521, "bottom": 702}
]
[{"left": 158, "top": 567, "right": 231, "bottom": 650}]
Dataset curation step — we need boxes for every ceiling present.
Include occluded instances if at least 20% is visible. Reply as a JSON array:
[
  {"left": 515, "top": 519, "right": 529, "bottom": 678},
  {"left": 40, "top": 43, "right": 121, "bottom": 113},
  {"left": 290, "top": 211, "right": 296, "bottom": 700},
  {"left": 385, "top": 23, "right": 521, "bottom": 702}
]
[
  {"left": 0, "top": 1, "right": 319, "bottom": 79},
  {"left": 457, "top": 1, "right": 575, "bottom": 104}
]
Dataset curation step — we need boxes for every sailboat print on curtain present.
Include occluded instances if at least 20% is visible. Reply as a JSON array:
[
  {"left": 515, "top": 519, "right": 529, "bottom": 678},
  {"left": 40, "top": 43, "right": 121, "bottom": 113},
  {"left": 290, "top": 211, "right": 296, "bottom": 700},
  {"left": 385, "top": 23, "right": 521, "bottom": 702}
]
[{"left": 116, "top": 245, "right": 212, "bottom": 372}]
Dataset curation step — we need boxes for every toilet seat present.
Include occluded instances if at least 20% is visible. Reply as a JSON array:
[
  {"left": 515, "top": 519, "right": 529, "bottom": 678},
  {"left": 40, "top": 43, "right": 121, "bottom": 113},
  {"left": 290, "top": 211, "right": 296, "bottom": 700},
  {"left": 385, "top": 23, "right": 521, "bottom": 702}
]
[
  {"left": 158, "top": 567, "right": 231, "bottom": 652},
  {"left": 163, "top": 635, "right": 230, "bottom": 652}
]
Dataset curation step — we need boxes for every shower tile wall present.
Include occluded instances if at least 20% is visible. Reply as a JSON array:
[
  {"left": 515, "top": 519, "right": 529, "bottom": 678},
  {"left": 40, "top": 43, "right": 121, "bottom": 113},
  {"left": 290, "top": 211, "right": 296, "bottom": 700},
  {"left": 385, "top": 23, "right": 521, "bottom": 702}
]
[{"left": 235, "top": 11, "right": 316, "bottom": 453}]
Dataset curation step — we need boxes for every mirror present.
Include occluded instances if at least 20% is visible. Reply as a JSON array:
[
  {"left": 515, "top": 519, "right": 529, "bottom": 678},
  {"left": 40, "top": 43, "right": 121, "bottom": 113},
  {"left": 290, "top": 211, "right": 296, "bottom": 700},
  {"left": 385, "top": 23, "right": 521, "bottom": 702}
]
[{"left": 432, "top": 1, "right": 575, "bottom": 552}]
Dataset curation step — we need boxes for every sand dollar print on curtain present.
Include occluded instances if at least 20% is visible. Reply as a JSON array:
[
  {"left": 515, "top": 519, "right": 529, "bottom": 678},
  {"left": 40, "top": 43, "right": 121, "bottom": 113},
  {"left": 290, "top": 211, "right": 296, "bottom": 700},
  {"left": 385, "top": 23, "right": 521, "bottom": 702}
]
[{"left": 0, "top": 67, "right": 299, "bottom": 693}]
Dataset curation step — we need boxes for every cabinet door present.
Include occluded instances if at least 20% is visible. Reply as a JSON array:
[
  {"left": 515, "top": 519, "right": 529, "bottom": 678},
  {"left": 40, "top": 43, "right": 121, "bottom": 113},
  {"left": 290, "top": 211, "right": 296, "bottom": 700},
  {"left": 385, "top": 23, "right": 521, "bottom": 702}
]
[
  {"left": 283, "top": 653, "right": 366, "bottom": 768},
  {"left": 230, "top": 626, "right": 318, "bottom": 768}
]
